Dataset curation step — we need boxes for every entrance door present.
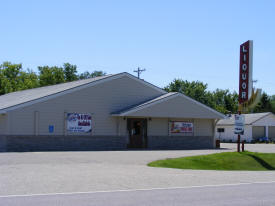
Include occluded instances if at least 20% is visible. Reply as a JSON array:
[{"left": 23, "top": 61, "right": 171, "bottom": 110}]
[{"left": 127, "top": 118, "right": 147, "bottom": 148}]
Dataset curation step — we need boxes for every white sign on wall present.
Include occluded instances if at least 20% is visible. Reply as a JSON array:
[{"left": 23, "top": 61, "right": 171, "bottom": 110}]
[
  {"left": 170, "top": 121, "right": 193, "bottom": 133},
  {"left": 67, "top": 113, "right": 92, "bottom": 133},
  {"left": 234, "top": 114, "right": 245, "bottom": 135}
]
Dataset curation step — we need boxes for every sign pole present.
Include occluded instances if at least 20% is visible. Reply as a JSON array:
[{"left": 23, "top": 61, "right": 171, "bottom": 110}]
[{"left": 237, "top": 111, "right": 241, "bottom": 152}]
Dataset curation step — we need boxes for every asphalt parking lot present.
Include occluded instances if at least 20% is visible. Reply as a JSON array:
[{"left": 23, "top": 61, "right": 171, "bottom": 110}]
[{"left": 0, "top": 143, "right": 274, "bottom": 196}]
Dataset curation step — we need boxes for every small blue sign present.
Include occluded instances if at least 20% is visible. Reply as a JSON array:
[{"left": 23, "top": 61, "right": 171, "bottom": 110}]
[{"left": 49, "top": 125, "right": 54, "bottom": 133}]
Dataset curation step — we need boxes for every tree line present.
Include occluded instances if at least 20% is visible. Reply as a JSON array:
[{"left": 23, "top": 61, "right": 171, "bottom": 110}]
[
  {"left": 0, "top": 61, "right": 105, "bottom": 95},
  {"left": 0, "top": 61, "right": 274, "bottom": 114},
  {"left": 165, "top": 79, "right": 275, "bottom": 114}
]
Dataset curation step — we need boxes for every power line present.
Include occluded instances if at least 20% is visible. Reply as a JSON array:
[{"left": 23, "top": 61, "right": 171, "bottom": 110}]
[{"left": 134, "top": 67, "right": 146, "bottom": 79}]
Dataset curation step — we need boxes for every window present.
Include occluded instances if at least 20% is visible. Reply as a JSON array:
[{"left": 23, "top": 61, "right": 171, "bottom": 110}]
[{"left": 217, "top": 128, "right": 225, "bottom": 133}]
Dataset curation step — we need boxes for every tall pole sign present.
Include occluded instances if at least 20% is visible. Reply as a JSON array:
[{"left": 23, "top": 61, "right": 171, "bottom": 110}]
[
  {"left": 236, "top": 40, "right": 253, "bottom": 152},
  {"left": 239, "top": 40, "right": 253, "bottom": 104}
]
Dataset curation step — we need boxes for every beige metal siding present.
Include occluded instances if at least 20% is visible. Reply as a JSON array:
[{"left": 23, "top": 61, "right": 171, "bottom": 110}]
[
  {"left": 252, "top": 126, "right": 265, "bottom": 139},
  {"left": 0, "top": 114, "right": 7, "bottom": 134},
  {"left": 147, "top": 118, "right": 213, "bottom": 137},
  {"left": 147, "top": 118, "right": 168, "bottom": 136},
  {"left": 7, "top": 76, "right": 162, "bottom": 135},
  {"left": 194, "top": 119, "right": 213, "bottom": 136},
  {"left": 127, "top": 95, "right": 221, "bottom": 119},
  {"left": 268, "top": 126, "right": 275, "bottom": 141}
]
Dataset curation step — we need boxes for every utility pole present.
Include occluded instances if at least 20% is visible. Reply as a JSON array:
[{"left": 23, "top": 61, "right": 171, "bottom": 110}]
[{"left": 134, "top": 67, "right": 146, "bottom": 79}]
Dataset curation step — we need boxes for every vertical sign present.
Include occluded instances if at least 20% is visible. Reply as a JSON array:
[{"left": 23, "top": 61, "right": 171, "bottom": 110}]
[
  {"left": 239, "top": 40, "right": 253, "bottom": 104},
  {"left": 234, "top": 114, "right": 245, "bottom": 135}
]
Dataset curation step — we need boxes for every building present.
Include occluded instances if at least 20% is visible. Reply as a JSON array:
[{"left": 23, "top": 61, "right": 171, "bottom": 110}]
[
  {"left": 0, "top": 72, "right": 224, "bottom": 152},
  {"left": 215, "top": 112, "right": 275, "bottom": 142}
]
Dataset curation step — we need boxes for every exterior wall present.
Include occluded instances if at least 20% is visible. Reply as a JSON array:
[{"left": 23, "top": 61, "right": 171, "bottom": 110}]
[
  {"left": 215, "top": 125, "right": 252, "bottom": 142},
  {"left": 0, "top": 135, "right": 127, "bottom": 152},
  {"left": 148, "top": 118, "right": 214, "bottom": 137},
  {"left": 268, "top": 126, "right": 275, "bottom": 141},
  {"left": 194, "top": 119, "right": 213, "bottom": 136},
  {"left": 147, "top": 118, "right": 169, "bottom": 136},
  {"left": 147, "top": 118, "right": 215, "bottom": 149},
  {"left": 147, "top": 136, "right": 214, "bottom": 149},
  {"left": 6, "top": 76, "right": 162, "bottom": 136},
  {"left": 0, "top": 116, "right": 216, "bottom": 151},
  {"left": 252, "top": 126, "right": 265, "bottom": 140},
  {"left": 0, "top": 114, "right": 7, "bottom": 135}
]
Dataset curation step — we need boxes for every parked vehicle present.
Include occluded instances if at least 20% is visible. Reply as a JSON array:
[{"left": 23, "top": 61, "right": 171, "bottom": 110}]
[{"left": 257, "top": 137, "right": 270, "bottom": 143}]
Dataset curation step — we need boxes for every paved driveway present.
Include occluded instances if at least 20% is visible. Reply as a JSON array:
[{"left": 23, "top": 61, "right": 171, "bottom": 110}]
[{"left": 0, "top": 143, "right": 275, "bottom": 196}]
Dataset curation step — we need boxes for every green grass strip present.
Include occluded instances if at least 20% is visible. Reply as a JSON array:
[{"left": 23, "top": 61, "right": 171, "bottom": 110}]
[{"left": 148, "top": 151, "right": 275, "bottom": 171}]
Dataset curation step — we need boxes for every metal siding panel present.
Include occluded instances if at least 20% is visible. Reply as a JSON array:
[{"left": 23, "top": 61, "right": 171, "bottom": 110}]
[
  {"left": 252, "top": 126, "right": 265, "bottom": 139},
  {"left": 268, "top": 126, "right": 275, "bottom": 141},
  {"left": 0, "top": 115, "right": 6, "bottom": 135},
  {"left": 147, "top": 118, "right": 168, "bottom": 136},
  {"left": 194, "top": 119, "right": 213, "bottom": 136}
]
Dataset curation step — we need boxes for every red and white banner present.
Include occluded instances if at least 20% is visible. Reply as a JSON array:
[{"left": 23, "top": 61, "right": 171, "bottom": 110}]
[
  {"left": 239, "top": 40, "right": 253, "bottom": 104},
  {"left": 170, "top": 122, "right": 193, "bottom": 133}
]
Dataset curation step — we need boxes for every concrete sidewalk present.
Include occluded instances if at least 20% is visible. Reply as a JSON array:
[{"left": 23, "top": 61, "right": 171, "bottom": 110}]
[{"left": 0, "top": 143, "right": 274, "bottom": 196}]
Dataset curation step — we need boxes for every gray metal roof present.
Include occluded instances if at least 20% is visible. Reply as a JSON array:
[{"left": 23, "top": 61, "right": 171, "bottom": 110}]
[
  {"left": 112, "top": 92, "right": 178, "bottom": 115},
  {"left": 112, "top": 92, "right": 225, "bottom": 119},
  {"left": 0, "top": 74, "right": 116, "bottom": 111},
  {"left": 217, "top": 112, "right": 271, "bottom": 125}
]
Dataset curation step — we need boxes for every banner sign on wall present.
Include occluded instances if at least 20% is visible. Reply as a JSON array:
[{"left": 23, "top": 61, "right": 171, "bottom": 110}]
[
  {"left": 239, "top": 40, "right": 253, "bottom": 104},
  {"left": 170, "top": 122, "right": 193, "bottom": 133},
  {"left": 67, "top": 113, "right": 92, "bottom": 133}
]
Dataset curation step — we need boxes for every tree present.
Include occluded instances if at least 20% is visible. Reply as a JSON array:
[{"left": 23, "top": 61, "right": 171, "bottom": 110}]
[
  {"left": 164, "top": 79, "right": 211, "bottom": 105},
  {"left": 79, "top": 70, "right": 106, "bottom": 79},
  {"left": 271, "top": 95, "right": 275, "bottom": 113},
  {"left": 0, "top": 61, "right": 107, "bottom": 95},
  {"left": 164, "top": 79, "right": 239, "bottom": 114},
  {"left": 63, "top": 63, "right": 78, "bottom": 82},
  {"left": 254, "top": 92, "right": 272, "bottom": 113},
  {"left": 38, "top": 66, "right": 65, "bottom": 86},
  {"left": 212, "top": 89, "right": 238, "bottom": 114},
  {"left": 0, "top": 62, "right": 39, "bottom": 95}
]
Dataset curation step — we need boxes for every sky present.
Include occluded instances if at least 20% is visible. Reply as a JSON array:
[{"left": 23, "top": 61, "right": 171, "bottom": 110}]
[{"left": 0, "top": 0, "right": 274, "bottom": 95}]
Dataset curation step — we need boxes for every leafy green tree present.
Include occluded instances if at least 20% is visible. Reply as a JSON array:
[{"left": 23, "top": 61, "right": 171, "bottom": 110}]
[
  {"left": 212, "top": 89, "right": 238, "bottom": 114},
  {"left": 254, "top": 92, "right": 272, "bottom": 113},
  {"left": 17, "top": 69, "right": 39, "bottom": 90},
  {"left": 79, "top": 70, "right": 106, "bottom": 79},
  {"left": 63, "top": 63, "right": 78, "bottom": 82},
  {"left": 271, "top": 95, "right": 275, "bottom": 113},
  {"left": 38, "top": 66, "right": 65, "bottom": 86},
  {"left": 164, "top": 79, "right": 239, "bottom": 114},
  {"left": 164, "top": 79, "right": 211, "bottom": 105},
  {"left": 0, "top": 62, "right": 39, "bottom": 95}
]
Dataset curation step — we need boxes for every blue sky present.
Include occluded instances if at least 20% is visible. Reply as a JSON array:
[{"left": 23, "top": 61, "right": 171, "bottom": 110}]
[{"left": 0, "top": 0, "right": 274, "bottom": 94}]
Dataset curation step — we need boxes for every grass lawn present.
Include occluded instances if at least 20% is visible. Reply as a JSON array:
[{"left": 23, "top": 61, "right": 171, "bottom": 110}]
[{"left": 148, "top": 151, "right": 275, "bottom": 171}]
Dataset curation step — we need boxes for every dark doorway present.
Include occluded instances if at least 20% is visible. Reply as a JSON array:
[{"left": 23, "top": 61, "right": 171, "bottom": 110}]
[{"left": 127, "top": 118, "right": 147, "bottom": 148}]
